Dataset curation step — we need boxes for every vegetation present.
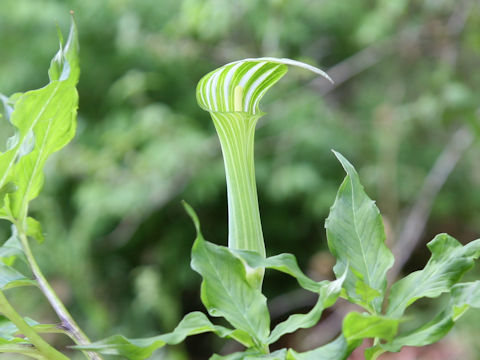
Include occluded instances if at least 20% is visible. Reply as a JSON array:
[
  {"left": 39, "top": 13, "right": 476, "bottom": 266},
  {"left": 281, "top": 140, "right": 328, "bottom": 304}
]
[{"left": 0, "top": 0, "right": 479, "bottom": 359}]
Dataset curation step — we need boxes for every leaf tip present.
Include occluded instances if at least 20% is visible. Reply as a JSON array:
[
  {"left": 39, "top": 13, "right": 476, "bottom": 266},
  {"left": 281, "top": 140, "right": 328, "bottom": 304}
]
[
  {"left": 181, "top": 200, "right": 202, "bottom": 236},
  {"left": 332, "top": 150, "right": 358, "bottom": 178}
]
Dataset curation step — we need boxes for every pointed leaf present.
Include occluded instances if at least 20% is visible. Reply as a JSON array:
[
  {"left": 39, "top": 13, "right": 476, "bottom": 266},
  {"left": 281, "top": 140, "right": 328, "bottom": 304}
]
[
  {"left": 0, "top": 93, "right": 15, "bottom": 124},
  {"left": 387, "top": 235, "right": 480, "bottom": 317},
  {"left": 287, "top": 335, "right": 358, "bottom": 360},
  {"left": 197, "top": 58, "right": 331, "bottom": 115},
  {"left": 0, "top": 317, "right": 68, "bottom": 338},
  {"left": 379, "top": 281, "right": 480, "bottom": 354},
  {"left": 0, "top": 20, "right": 79, "bottom": 219},
  {"left": 235, "top": 251, "right": 327, "bottom": 293},
  {"left": 220, "top": 248, "right": 345, "bottom": 344},
  {"left": 210, "top": 352, "right": 250, "bottom": 360},
  {"left": 0, "top": 336, "right": 46, "bottom": 360},
  {"left": 225, "top": 248, "right": 346, "bottom": 343},
  {"left": 266, "top": 271, "right": 345, "bottom": 344},
  {"left": 286, "top": 298, "right": 399, "bottom": 359},
  {"left": 246, "top": 349, "right": 287, "bottom": 360},
  {"left": 211, "top": 349, "right": 287, "bottom": 360},
  {"left": 287, "top": 312, "right": 399, "bottom": 360},
  {"left": 75, "top": 311, "right": 252, "bottom": 360},
  {"left": 0, "top": 263, "right": 35, "bottom": 290},
  {"left": 183, "top": 202, "right": 270, "bottom": 344},
  {"left": 7, "top": 80, "right": 78, "bottom": 218},
  {"left": 189, "top": 226, "right": 270, "bottom": 345},
  {"left": 0, "top": 182, "right": 16, "bottom": 209},
  {"left": 364, "top": 346, "right": 386, "bottom": 360},
  {"left": 0, "top": 226, "right": 26, "bottom": 265},
  {"left": 325, "top": 151, "right": 394, "bottom": 312},
  {"left": 342, "top": 312, "right": 399, "bottom": 342},
  {"left": 210, "top": 349, "right": 259, "bottom": 360},
  {"left": 0, "top": 319, "right": 31, "bottom": 341},
  {"left": 49, "top": 18, "right": 80, "bottom": 84},
  {"left": 26, "top": 217, "right": 44, "bottom": 244}
]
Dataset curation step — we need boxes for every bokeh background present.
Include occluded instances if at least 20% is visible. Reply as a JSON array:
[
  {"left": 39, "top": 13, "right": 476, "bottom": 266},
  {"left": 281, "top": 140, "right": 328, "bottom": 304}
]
[{"left": 1, "top": 0, "right": 480, "bottom": 359}]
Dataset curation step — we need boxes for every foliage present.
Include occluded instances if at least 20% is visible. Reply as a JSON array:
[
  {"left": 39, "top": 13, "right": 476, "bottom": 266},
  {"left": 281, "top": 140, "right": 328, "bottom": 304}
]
[
  {"left": 1, "top": 0, "right": 480, "bottom": 359},
  {"left": 77, "top": 58, "right": 479, "bottom": 359}
]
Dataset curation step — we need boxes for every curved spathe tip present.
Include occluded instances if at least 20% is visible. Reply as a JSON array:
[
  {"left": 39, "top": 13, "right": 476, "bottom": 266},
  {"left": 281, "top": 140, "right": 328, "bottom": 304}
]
[
  {"left": 226, "top": 57, "right": 333, "bottom": 84},
  {"left": 196, "top": 57, "right": 332, "bottom": 115}
]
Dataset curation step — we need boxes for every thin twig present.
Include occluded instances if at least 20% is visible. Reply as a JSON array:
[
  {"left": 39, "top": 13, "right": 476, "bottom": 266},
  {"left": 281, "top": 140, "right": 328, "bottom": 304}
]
[
  {"left": 390, "top": 126, "right": 475, "bottom": 278},
  {"left": 18, "top": 229, "right": 103, "bottom": 360}
]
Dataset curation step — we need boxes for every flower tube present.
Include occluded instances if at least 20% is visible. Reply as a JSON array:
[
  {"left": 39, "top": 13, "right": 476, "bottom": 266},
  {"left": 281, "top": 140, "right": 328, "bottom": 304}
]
[{"left": 196, "top": 58, "right": 332, "bottom": 260}]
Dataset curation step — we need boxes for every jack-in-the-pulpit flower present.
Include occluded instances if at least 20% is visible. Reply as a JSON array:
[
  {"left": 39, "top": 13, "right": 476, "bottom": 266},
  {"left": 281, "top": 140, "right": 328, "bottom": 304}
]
[{"left": 196, "top": 58, "right": 332, "bottom": 261}]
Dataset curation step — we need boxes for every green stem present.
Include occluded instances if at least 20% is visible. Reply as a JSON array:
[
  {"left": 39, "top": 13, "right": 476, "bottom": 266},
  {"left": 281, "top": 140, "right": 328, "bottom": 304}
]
[
  {"left": 261, "top": 344, "right": 270, "bottom": 355},
  {"left": 211, "top": 112, "right": 265, "bottom": 258},
  {"left": 0, "top": 290, "right": 69, "bottom": 360},
  {"left": 16, "top": 227, "right": 103, "bottom": 360}
]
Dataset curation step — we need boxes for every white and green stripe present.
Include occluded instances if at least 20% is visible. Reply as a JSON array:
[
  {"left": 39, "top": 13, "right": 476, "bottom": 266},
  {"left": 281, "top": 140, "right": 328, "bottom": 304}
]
[
  {"left": 211, "top": 112, "right": 264, "bottom": 256},
  {"left": 196, "top": 57, "right": 331, "bottom": 264},
  {"left": 197, "top": 57, "right": 332, "bottom": 115}
]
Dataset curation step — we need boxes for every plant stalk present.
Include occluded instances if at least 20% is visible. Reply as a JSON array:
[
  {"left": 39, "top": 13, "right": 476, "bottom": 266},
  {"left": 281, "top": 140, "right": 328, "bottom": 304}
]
[
  {"left": 17, "top": 228, "right": 103, "bottom": 360},
  {"left": 0, "top": 290, "right": 69, "bottom": 360},
  {"left": 211, "top": 112, "right": 265, "bottom": 258}
]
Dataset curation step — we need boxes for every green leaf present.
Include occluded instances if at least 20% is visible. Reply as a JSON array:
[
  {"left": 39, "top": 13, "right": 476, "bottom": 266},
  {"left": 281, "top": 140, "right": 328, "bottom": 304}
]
[
  {"left": 0, "top": 318, "right": 73, "bottom": 359},
  {"left": 0, "top": 226, "right": 26, "bottom": 265},
  {"left": 187, "top": 213, "right": 270, "bottom": 345},
  {"left": 183, "top": 201, "right": 270, "bottom": 344},
  {"left": 7, "top": 79, "right": 79, "bottom": 219},
  {"left": 0, "top": 263, "right": 35, "bottom": 290},
  {"left": 210, "top": 352, "right": 250, "bottom": 360},
  {"left": 342, "top": 312, "right": 399, "bottom": 342},
  {"left": 0, "top": 182, "right": 16, "bottom": 209},
  {"left": 267, "top": 278, "right": 342, "bottom": 344},
  {"left": 355, "top": 281, "right": 381, "bottom": 305},
  {"left": 325, "top": 151, "right": 394, "bottom": 312},
  {"left": 364, "top": 346, "right": 386, "bottom": 360},
  {"left": 450, "top": 281, "right": 480, "bottom": 318},
  {"left": 48, "top": 18, "right": 80, "bottom": 84},
  {"left": 210, "top": 349, "right": 259, "bottom": 360},
  {"left": 247, "top": 349, "right": 287, "bottom": 360},
  {"left": 363, "top": 236, "right": 480, "bottom": 360},
  {"left": 235, "top": 251, "right": 332, "bottom": 293},
  {"left": 0, "top": 19, "right": 79, "bottom": 219},
  {"left": 267, "top": 267, "right": 345, "bottom": 344},
  {"left": 0, "top": 93, "right": 15, "bottom": 124},
  {"left": 287, "top": 312, "right": 399, "bottom": 360},
  {"left": 211, "top": 349, "right": 287, "bottom": 360},
  {"left": 222, "top": 247, "right": 346, "bottom": 344},
  {"left": 287, "top": 335, "right": 358, "bottom": 360},
  {"left": 75, "top": 311, "right": 252, "bottom": 360},
  {"left": 0, "top": 317, "right": 68, "bottom": 338},
  {"left": 0, "top": 345, "right": 46, "bottom": 359},
  {"left": 26, "top": 217, "right": 44, "bottom": 244},
  {"left": 387, "top": 235, "right": 480, "bottom": 317},
  {"left": 197, "top": 58, "right": 331, "bottom": 116},
  {"left": 375, "top": 281, "right": 480, "bottom": 355},
  {"left": 211, "top": 241, "right": 346, "bottom": 344},
  {"left": 0, "top": 319, "right": 30, "bottom": 341}
]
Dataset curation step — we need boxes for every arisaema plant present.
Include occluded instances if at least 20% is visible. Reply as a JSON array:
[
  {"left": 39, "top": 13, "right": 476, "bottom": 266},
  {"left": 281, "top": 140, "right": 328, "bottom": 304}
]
[
  {"left": 78, "top": 60, "right": 480, "bottom": 359},
  {"left": 1, "top": 18, "right": 480, "bottom": 360}
]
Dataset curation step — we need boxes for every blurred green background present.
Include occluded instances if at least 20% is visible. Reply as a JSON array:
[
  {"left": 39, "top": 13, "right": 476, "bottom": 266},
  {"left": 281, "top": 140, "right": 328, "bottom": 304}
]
[{"left": 1, "top": 0, "right": 480, "bottom": 359}]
